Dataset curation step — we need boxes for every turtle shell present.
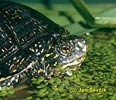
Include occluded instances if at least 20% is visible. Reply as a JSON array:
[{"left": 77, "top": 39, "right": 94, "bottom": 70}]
[
  {"left": 0, "top": 1, "right": 70, "bottom": 63},
  {"left": 0, "top": 1, "right": 69, "bottom": 85}
]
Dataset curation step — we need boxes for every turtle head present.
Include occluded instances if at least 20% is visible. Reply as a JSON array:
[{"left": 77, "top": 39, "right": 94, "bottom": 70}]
[
  {"left": 56, "top": 35, "right": 87, "bottom": 68},
  {"left": 45, "top": 35, "right": 87, "bottom": 77}
]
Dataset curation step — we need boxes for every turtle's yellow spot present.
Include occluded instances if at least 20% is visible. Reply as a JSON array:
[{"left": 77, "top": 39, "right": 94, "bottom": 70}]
[
  {"left": 46, "top": 54, "right": 51, "bottom": 57},
  {"left": 53, "top": 62, "right": 58, "bottom": 66},
  {"left": 38, "top": 69, "right": 44, "bottom": 73},
  {"left": 53, "top": 54, "right": 59, "bottom": 58}
]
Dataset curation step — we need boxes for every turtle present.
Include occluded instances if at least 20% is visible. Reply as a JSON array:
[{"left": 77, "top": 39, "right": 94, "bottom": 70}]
[{"left": 0, "top": 0, "right": 87, "bottom": 89}]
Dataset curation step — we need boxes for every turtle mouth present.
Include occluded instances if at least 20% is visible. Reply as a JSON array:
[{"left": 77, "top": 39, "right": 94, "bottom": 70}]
[{"left": 62, "top": 56, "right": 85, "bottom": 70}]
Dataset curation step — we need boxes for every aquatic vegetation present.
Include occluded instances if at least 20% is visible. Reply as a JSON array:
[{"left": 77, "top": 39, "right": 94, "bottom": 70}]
[{"left": 0, "top": 86, "right": 14, "bottom": 99}]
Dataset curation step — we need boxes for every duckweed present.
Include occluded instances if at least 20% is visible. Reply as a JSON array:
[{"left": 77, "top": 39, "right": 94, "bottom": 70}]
[{"left": 0, "top": 86, "right": 15, "bottom": 98}]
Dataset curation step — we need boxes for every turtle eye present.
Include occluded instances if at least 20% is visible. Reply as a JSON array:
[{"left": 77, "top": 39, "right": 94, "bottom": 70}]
[{"left": 61, "top": 45, "right": 72, "bottom": 54}]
